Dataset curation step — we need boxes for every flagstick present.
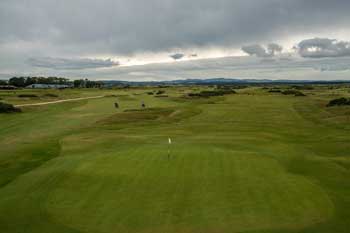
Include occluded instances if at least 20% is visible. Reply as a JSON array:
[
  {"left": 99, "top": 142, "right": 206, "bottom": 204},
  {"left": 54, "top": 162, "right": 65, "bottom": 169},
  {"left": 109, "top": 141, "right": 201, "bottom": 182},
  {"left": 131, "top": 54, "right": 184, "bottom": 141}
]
[
  {"left": 168, "top": 138, "right": 172, "bottom": 160},
  {"left": 168, "top": 146, "right": 170, "bottom": 160}
]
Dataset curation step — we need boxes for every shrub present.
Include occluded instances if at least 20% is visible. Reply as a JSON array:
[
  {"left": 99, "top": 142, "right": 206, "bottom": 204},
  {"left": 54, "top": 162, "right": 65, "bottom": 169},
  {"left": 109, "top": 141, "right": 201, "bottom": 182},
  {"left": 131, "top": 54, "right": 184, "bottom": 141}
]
[
  {"left": 281, "top": 90, "right": 306, "bottom": 96},
  {"left": 43, "top": 93, "right": 59, "bottom": 97},
  {"left": 292, "top": 85, "right": 314, "bottom": 90},
  {"left": 0, "top": 102, "right": 21, "bottom": 113},
  {"left": 327, "top": 97, "right": 350, "bottom": 107},
  {"left": 18, "top": 94, "right": 38, "bottom": 98},
  {"left": 104, "top": 94, "right": 118, "bottom": 97},
  {"left": 188, "top": 89, "right": 236, "bottom": 98},
  {"left": 217, "top": 85, "right": 247, "bottom": 90},
  {"left": 268, "top": 89, "right": 281, "bottom": 93},
  {"left": 155, "top": 95, "right": 168, "bottom": 98},
  {"left": 156, "top": 90, "right": 165, "bottom": 95},
  {"left": 294, "top": 92, "right": 306, "bottom": 96}
]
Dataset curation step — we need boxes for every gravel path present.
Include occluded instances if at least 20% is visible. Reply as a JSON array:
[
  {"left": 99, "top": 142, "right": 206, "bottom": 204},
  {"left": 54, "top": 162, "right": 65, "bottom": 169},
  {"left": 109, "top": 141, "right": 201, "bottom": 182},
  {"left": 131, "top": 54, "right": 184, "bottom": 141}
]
[{"left": 15, "top": 96, "right": 104, "bottom": 107}]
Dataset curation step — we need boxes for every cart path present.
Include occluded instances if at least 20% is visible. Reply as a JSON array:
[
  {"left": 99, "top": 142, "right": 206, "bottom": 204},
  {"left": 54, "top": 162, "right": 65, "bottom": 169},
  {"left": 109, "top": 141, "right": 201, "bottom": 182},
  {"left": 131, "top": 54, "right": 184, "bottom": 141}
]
[{"left": 15, "top": 96, "right": 105, "bottom": 107}]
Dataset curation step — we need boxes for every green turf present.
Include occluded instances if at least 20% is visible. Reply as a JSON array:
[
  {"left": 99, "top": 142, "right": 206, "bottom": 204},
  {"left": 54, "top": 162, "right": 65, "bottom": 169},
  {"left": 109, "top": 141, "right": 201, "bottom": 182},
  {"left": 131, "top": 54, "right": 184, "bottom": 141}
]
[{"left": 0, "top": 86, "right": 349, "bottom": 233}]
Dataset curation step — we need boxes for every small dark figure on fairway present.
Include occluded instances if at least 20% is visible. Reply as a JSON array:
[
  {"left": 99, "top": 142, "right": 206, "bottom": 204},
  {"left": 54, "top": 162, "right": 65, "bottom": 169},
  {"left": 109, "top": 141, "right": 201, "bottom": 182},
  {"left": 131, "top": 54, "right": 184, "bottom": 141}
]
[
  {"left": 114, "top": 102, "right": 119, "bottom": 108},
  {"left": 141, "top": 101, "right": 145, "bottom": 108}
]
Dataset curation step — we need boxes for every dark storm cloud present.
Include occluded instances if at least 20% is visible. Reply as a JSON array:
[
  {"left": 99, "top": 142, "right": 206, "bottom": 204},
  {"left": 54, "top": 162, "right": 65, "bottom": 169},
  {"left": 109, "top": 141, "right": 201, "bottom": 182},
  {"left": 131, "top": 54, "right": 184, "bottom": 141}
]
[
  {"left": 298, "top": 38, "right": 350, "bottom": 58},
  {"left": 1, "top": 0, "right": 350, "bottom": 80},
  {"left": 1, "top": 0, "right": 350, "bottom": 56},
  {"left": 28, "top": 57, "right": 119, "bottom": 70}
]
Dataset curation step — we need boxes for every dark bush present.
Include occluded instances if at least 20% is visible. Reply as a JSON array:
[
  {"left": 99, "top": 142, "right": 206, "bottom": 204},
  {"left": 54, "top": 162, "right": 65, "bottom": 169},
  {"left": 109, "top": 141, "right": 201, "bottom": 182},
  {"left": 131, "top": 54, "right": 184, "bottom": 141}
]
[
  {"left": 217, "top": 85, "right": 247, "bottom": 90},
  {"left": 155, "top": 95, "right": 168, "bottom": 98},
  {"left": 0, "top": 102, "right": 21, "bottom": 113},
  {"left": 294, "top": 92, "right": 306, "bottom": 96},
  {"left": 104, "top": 94, "right": 118, "bottom": 97},
  {"left": 147, "top": 92, "right": 154, "bottom": 95},
  {"left": 43, "top": 93, "right": 59, "bottom": 97},
  {"left": 327, "top": 97, "right": 350, "bottom": 107},
  {"left": 188, "top": 89, "right": 236, "bottom": 98},
  {"left": 282, "top": 90, "right": 306, "bottom": 96},
  {"left": 18, "top": 94, "right": 38, "bottom": 98},
  {"left": 156, "top": 90, "right": 165, "bottom": 95},
  {"left": 292, "top": 85, "right": 314, "bottom": 90},
  {"left": 232, "top": 85, "right": 248, "bottom": 89},
  {"left": 268, "top": 89, "right": 281, "bottom": 93}
]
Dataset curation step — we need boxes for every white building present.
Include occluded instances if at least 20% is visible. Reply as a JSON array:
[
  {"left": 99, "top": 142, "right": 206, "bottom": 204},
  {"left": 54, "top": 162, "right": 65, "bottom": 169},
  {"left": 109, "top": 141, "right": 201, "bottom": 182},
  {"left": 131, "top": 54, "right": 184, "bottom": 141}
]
[{"left": 26, "top": 84, "right": 71, "bottom": 89}]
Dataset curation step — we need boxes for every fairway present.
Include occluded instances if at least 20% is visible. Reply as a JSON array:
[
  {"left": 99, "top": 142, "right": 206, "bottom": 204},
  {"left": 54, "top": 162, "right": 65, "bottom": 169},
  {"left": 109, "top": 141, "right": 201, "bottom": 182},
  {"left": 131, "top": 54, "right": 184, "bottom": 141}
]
[{"left": 0, "top": 87, "right": 349, "bottom": 233}]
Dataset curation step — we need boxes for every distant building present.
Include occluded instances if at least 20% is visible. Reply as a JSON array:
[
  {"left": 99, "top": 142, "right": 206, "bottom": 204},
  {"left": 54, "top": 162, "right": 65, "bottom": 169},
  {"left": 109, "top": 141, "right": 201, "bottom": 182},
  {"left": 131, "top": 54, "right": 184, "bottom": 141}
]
[
  {"left": 0, "top": 85, "right": 17, "bottom": 90},
  {"left": 26, "top": 84, "right": 71, "bottom": 89}
]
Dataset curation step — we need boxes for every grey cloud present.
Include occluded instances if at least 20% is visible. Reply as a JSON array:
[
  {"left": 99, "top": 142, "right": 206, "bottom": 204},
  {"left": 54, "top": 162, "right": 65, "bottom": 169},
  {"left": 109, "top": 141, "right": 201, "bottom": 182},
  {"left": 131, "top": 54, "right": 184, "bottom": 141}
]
[
  {"left": 170, "top": 53, "right": 185, "bottom": 60},
  {"left": 28, "top": 57, "right": 119, "bottom": 70},
  {"left": 242, "top": 43, "right": 283, "bottom": 57},
  {"left": 1, "top": 0, "right": 350, "bottom": 56},
  {"left": 3, "top": 54, "right": 350, "bottom": 81},
  {"left": 260, "top": 58, "right": 277, "bottom": 63},
  {"left": 298, "top": 38, "right": 350, "bottom": 58},
  {"left": 82, "top": 56, "right": 350, "bottom": 81},
  {"left": 242, "top": 45, "right": 270, "bottom": 57},
  {"left": 170, "top": 53, "right": 199, "bottom": 60},
  {"left": 1, "top": 0, "right": 350, "bottom": 80},
  {"left": 267, "top": 43, "right": 283, "bottom": 56}
]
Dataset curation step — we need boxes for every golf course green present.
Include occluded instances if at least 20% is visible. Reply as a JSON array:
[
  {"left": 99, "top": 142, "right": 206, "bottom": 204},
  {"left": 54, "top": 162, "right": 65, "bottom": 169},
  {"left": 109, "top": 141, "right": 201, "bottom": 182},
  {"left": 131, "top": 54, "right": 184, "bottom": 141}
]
[{"left": 0, "top": 86, "right": 349, "bottom": 233}]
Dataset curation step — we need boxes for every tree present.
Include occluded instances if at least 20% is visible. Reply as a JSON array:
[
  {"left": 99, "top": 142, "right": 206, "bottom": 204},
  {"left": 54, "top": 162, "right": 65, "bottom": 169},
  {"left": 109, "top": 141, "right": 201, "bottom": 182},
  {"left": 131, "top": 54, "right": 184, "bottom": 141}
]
[
  {"left": 73, "top": 79, "right": 84, "bottom": 88},
  {"left": 9, "top": 77, "right": 26, "bottom": 87},
  {"left": 0, "top": 80, "right": 8, "bottom": 85},
  {"left": 24, "top": 77, "right": 36, "bottom": 86}
]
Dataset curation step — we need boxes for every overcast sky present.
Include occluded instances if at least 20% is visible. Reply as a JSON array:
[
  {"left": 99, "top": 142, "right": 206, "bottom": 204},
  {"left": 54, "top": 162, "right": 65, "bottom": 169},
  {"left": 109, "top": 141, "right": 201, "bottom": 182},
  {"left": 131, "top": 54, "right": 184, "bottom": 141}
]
[{"left": 1, "top": 0, "right": 350, "bottom": 80}]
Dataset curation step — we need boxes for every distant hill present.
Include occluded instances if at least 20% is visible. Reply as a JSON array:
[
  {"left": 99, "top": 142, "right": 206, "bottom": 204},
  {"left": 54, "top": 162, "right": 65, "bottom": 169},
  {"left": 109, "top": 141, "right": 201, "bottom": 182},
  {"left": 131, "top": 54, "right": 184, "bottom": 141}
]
[{"left": 102, "top": 78, "right": 350, "bottom": 86}]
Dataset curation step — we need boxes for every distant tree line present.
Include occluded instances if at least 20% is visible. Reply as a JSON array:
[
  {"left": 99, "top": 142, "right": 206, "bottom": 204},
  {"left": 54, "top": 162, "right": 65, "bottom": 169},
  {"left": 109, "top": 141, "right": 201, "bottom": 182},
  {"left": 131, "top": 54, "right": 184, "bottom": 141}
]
[
  {"left": 8, "top": 77, "right": 70, "bottom": 87},
  {"left": 1, "top": 77, "right": 103, "bottom": 88},
  {"left": 0, "top": 80, "right": 8, "bottom": 85}
]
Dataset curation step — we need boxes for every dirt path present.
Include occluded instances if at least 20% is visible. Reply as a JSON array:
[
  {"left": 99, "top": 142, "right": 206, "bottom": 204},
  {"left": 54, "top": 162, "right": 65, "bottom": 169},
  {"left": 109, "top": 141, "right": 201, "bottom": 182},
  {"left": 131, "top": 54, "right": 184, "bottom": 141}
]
[{"left": 15, "top": 96, "right": 105, "bottom": 107}]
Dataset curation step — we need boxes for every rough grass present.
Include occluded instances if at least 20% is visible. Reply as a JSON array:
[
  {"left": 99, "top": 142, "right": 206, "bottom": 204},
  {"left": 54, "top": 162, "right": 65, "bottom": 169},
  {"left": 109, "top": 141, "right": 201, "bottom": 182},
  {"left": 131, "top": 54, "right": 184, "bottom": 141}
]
[{"left": 0, "top": 86, "right": 349, "bottom": 233}]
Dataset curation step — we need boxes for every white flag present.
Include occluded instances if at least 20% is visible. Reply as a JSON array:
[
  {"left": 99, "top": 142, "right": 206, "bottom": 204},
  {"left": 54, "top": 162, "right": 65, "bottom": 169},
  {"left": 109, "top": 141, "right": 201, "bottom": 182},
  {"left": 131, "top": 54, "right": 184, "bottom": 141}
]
[{"left": 168, "top": 138, "right": 172, "bottom": 144}]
